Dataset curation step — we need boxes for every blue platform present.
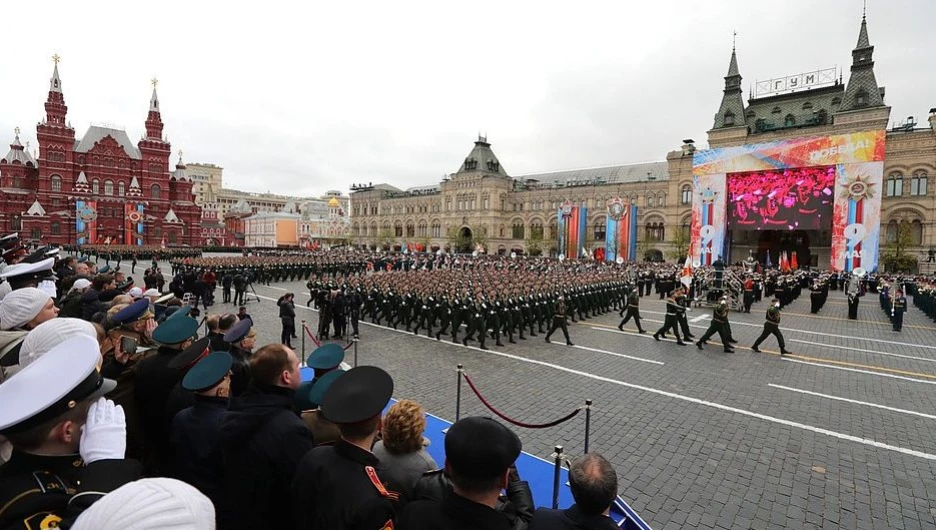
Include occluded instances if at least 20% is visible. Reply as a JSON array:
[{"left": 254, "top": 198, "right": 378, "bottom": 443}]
[{"left": 301, "top": 367, "right": 650, "bottom": 529}]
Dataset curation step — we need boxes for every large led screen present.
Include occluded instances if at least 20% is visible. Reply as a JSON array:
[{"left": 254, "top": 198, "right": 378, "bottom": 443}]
[{"left": 727, "top": 166, "right": 834, "bottom": 230}]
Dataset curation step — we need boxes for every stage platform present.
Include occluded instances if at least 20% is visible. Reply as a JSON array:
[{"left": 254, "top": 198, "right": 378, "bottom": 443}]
[{"left": 300, "top": 367, "right": 650, "bottom": 529}]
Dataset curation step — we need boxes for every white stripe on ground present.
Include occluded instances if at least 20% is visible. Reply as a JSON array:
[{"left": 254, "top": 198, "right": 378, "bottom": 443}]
[
  {"left": 262, "top": 292, "right": 936, "bottom": 462},
  {"left": 782, "top": 358, "right": 936, "bottom": 386},
  {"left": 572, "top": 345, "right": 665, "bottom": 365},
  {"left": 788, "top": 338, "right": 936, "bottom": 363},
  {"left": 768, "top": 383, "right": 936, "bottom": 421}
]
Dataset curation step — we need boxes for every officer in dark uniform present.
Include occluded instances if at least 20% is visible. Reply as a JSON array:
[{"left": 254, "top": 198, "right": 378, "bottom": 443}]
[
  {"left": 168, "top": 351, "right": 233, "bottom": 515},
  {"left": 397, "top": 416, "right": 523, "bottom": 530},
  {"left": 164, "top": 336, "right": 213, "bottom": 430},
  {"left": 751, "top": 299, "right": 791, "bottom": 355},
  {"left": 654, "top": 292, "right": 687, "bottom": 345},
  {"left": 696, "top": 297, "right": 734, "bottom": 353},
  {"left": 349, "top": 287, "right": 363, "bottom": 339},
  {"left": 296, "top": 369, "right": 344, "bottom": 447},
  {"left": 617, "top": 284, "right": 646, "bottom": 333},
  {"left": 291, "top": 366, "right": 401, "bottom": 530},
  {"left": 892, "top": 289, "right": 907, "bottom": 332},
  {"left": 134, "top": 314, "right": 200, "bottom": 476},
  {"left": 434, "top": 295, "right": 451, "bottom": 341},
  {"left": 222, "top": 318, "right": 255, "bottom": 396},
  {"left": 0, "top": 336, "right": 140, "bottom": 529},
  {"left": 221, "top": 270, "right": 233, "bottom": 303},
  {"left": 544, "top": 294, "right": 573, "bottom": 346}
]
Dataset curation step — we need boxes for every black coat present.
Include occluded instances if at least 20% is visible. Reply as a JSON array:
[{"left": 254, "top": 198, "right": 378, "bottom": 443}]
[
  {"left": 207, "top": 331, "right": 229, "bottom": 353},
  {"left": 0, "top": 450, "right": 141, "bottom": 529},
  {"left": 292, "top": 439, "right": 401, "bottom": 530},
  {"left": 80, "top": 289, "right": 103, "bottom": 321},
  {"left": 169, "top": 394, "right": 230, "bottom": 517},
  {"left": 228, "top": 346, "right": 251, "bottom": 397},
  {"left": 220, "top": 384, "right": 314, "bottom": 530},
  {"left": 411, "top": 470, "right": 534, "bottom": 530},
  {"left": 133, "top": 345, "right": 185, "bottom": 475},
  {"left": 529, "top": 505, "right": 619, "bottom": 530},
  {"left": 398, "top": 488, "right": 512, "bottom": 530}
]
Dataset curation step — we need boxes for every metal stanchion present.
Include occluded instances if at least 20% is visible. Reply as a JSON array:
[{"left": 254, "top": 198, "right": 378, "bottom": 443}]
[
  {"left": 552, "top": 445, "right": 563, "bottom": 509},
  {"left": 301, "top": 320, "right": 306, "bottom": 362},
  {"left": 584, "top": 399, "right": 593, "bottom": 454},
  {"left": 455, "top": 364, "right": 464, "bottom": 423},
  {"left": 353, "top": 338, "right": 359, "bottom": 367}
]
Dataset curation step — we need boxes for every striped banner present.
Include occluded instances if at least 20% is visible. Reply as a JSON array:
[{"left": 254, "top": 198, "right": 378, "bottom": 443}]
[
  {"left": 605, "top": 203, "right": 638, "bottom": 262},
  {"left": 557, "top": 203, "right": 588, "bottom": 259},
  {"left": 124, "top": 202, "right": 145, "bottom": 245},
  {"left": 75, "top": 200, "right": 98, "bottom": 246}
]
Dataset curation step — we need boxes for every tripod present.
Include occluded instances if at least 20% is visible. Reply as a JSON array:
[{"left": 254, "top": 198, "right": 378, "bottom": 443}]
[{"left": 246, "top": 281, "right": 261, "bottom": 304}]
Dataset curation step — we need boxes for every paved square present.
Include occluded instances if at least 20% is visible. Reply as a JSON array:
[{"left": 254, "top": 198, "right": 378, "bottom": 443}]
[{"left": 126, "top": 256, "right": 936, "bottom": 529}]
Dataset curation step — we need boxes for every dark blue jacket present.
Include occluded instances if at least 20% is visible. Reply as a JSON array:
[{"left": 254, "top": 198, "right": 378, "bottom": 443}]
[
  {"left": 530, "top": 505, "right": 619, "bottom": 530},
  {"left": 169, "top": 394, "right": 229, "bottom": 514}
]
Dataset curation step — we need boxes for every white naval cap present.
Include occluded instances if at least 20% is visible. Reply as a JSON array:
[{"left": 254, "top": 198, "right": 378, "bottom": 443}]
[
  {"left": 0, "top": 335, "right": 115, "bottom": 435},
  {"left": 0, "top": 257, "right": 56, "bottom": 282}
]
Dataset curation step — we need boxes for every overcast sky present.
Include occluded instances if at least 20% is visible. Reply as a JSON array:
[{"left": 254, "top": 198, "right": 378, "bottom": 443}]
[{"left": 1, "top": 0, "right": 931, "bottom": 196}]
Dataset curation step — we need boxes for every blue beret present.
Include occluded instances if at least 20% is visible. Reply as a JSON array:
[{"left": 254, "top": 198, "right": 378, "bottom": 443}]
[
  {"left": 182, "top": 352, "right": 233, "bottom": 392},
  {"left": 306, "top": 343, "right": 345, "bottom": 370},
  {"left": 321, "top": 366, "right": 393, "bottom": 424},
  {"left": 168, "top": 305, "right": 191, "bottom": 320},
  {"left": 98, "top": 264, "right": 111, "bottom": 273},
  {"left": 111, "top": 299, "right": 152, "bottom": 324},
  {"left": 77, "top": 256, "right": 88, "bottom": 263},
  {"left": 153, "top": 316, "right": 199, "bottom": 345},
  {"left": 223, "top": 318, "right": 252, "bottom": 343},
  {"left": 308, "top": 370, "right": 345, "bottom": 408}
]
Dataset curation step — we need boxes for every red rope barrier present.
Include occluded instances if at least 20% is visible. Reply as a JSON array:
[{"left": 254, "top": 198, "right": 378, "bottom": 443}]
[
  {"left": 462, "top": 372, "right": 581, "bottom": 429},
  {"left": 343, "top": 341, "right": 354, "bottom": 351},
  {"left": 303, "top": 325, "right": 321, "bottom": 347}
]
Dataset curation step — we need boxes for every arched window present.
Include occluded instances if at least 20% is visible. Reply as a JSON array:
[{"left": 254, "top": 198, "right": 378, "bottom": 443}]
[
  {"left": 118, "top": 181, "right": 125, "bottom": 196},
  {"left": 31, "top": 228, "right": 41, "bottom": 240},
  {"left": 802, "top": 102, "right": 813, "bottom": 110},
  {"left": 681, "top": 184, "right": 692, "bottom": 205},
  {"left": 51, "top": 222, "right": 61, "bottom": 235},
  {"left": 911, "top": 220, "right": 924, "bottom": 245},
  {"left": 11, "top": 215, "right": 21, "bottom": 231},
  {"left": 886, "top": 220, "right": 898, "bottom": 243},
  {"left": 394, "top": 221, "right": 403, "bottom": 237},
  {"left": 911, "top": 171, "right": 928, "bottom": 196},
  {"left": 856, "top": 90, "right": 869, "bottom": 107},
  {"left": 886, "top": 173, "right": 903, "bottom": 197},
  {"left": 645, "top": 222, "right": 664, "bottom": 242},
  {"left": 151, "top": 184, "right": 161, "bottom": 199},
  {"left": 512, "top": 223, "right": 524, "bottom": 240},
  {"left": 645, "top": 194, "right": 653, "bottom": 208},
  {"left": 168, "top": 231, "right": 177, "bottom": 244},
  {"left": 92, "top": 179, "right": 100, "bottom": 195},
  {"left": 784, "top": 114, "right": 795, "bottom": 126},
  {"left": 104, "top": 180, "right": 114, "bottom": 196},
  {"left": 50, "top": 175, "right": 62, "bottom": 192},
  {"left": 593, "top": 222, "right": 605, "bottom": 240},
  {"left": 723, "top": 111, "right": 735, "bottom": 126},
  {"left": 417, "top": 221, "right": 427, "bottom": 237},
  {"left": 405, "top": 223, "right": 415, "bottom": 238},
  {"left": 530, "top": 221, "right": 544, "bottom": 239},
  {"left": 431, "top": 221, "right": 441, "bottom": 238},
  {"left": 658, "top": 195, "right": 665, "bottom": 207}
]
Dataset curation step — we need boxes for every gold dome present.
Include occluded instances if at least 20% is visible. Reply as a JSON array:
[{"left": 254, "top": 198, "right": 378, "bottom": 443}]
[{"left": 328, "top": 197, "right": 340, "bottom": 208}]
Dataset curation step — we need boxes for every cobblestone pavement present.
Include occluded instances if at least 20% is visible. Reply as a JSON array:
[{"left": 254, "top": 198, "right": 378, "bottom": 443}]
[{"left": 109, "top": 255, "right": 936, "bottom": 530}]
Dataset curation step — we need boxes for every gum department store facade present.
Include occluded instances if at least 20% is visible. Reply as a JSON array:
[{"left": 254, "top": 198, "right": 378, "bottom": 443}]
[{"left": 350, "top": 16, "right": 936, "bottom": 264}]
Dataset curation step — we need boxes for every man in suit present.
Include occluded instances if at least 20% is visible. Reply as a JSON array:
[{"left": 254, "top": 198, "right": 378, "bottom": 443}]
[{"left": 530, "top": 453, "right": 619, "bottom": 530}]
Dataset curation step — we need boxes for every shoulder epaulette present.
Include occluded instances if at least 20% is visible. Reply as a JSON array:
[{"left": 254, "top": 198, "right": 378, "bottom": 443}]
[{"left": 364, "top": 466, "right": 400, "bottom": 501}]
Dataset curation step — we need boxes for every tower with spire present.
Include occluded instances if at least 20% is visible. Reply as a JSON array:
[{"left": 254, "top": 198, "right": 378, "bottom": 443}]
[
  {"left": 712, "top": 42, "right": 746, "bottom": 131},
  {"left": 36, "top": 54, "right": 76, "bottom": 196},
  {"left": 840, "top": 12, "right": 885, "bottom": 111},
  {"left": 137, "top": 77, "right": 172, "bottom": 203}
]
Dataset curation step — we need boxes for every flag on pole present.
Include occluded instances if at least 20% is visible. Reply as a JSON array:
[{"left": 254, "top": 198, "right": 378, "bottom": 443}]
[
  {"left": 680, "top": 255, "right": 693, "bottom": 288},
  {"left": 791, "top": 251, "right": 799, "bottom": 270},
  {"left": 766, "top": 250, "right": 772, "bottom": 268},
  {"left": 160, "top": 236, "right": 166, "bottom": 249}
]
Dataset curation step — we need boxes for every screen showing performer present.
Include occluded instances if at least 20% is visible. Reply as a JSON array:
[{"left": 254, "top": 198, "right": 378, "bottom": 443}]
[{"left": 727, "top": 166, "right": 835, "bottom": 230}]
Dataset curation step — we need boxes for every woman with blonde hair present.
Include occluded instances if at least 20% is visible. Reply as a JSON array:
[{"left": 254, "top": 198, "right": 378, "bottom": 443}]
[{"left": 372, "top": 399, "right": 437, "bottom": 496}]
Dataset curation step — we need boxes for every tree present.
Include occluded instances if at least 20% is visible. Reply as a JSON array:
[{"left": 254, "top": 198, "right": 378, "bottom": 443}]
[
  {"left": 666, "top": 223, "right": 690, "bottom": 261},
  {"left": 447, "top": 226, "right": 470, "bottom": 253},
  {"left": 881, "top": 222, "right": 917, "bottom": 273},
  {"left": 526, "top": 230, "right": 544, "bottom": 257},
  {"left": 376, "top": 228, "right": 394, "bottom": 251}
]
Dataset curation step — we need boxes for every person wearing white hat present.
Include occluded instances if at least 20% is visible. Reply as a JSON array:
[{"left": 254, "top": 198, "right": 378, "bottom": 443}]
[
  {"left": 0, "top": 287, "right": 59, "bottom": 331},
  {"left": 0, "top": 335, "right": 140, "bottom": 528},
  {"left": 58, "top": 278, "right": 92, "bottom": 319},
  {"left": 128, "top": 287, "right": 144, "bottom": 299},
  {"left": 143, "top": 288, "right": 161, "bottom": 302},
  {"left": 19, "top": 318, "right": 98, "bottom": 369},
  {"left": 71, "top": 477, "right": 215, "bottom": 530}
]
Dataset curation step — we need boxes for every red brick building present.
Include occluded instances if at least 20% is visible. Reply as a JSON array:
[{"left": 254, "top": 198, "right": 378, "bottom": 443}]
[{"left": 0, "top": 58, "right": 201, "bottom": 246}]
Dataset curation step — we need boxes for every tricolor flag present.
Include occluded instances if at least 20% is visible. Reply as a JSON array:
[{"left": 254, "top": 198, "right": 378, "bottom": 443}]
[{"left": 680, "top": 255, "right": 693, "bottom": 288}]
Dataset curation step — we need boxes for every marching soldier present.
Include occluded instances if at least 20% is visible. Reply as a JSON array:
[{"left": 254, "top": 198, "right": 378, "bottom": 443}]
[
  {"left": 654, "top": 291, "right": 687, "bottom": 346},
  {"left": 696, "top": 296, "right": 734, "bottom": 353},
  {"left": 544, "top": 294, "right": 573, "bottom": 346},
  {"left": 617, "top": 284, "right": 646, "bottom": 333},
  {"left": 892, "top": 289, "right": 907, "bottom": 332},
  {"left": 751, "top": 298, "right": 791, "bottom": 355}
]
